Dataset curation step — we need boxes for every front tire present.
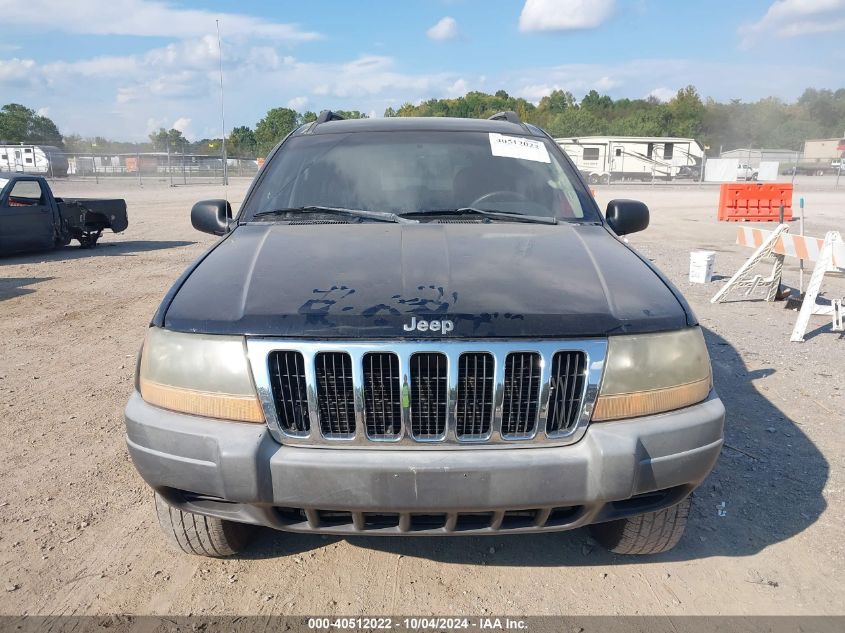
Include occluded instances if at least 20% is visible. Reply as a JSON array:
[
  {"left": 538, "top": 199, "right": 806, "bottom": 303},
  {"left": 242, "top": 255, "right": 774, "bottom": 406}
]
[
  {"left": 590, "top": 496, "right": 690, "bottom": 555},
  {"left": 154, "top": 492, "right": 255, "bottom": 557}
]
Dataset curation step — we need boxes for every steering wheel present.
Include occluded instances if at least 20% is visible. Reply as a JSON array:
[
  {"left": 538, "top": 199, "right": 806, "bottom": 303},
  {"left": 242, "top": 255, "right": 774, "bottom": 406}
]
[{"left": 470, "top": 190, "right": 531, "bottom": 208}]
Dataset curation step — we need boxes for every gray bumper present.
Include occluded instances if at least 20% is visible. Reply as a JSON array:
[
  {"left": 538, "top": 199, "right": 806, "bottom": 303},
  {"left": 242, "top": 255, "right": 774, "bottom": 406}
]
[{"left": 125, "top": 391, "right": 724, "bottom": 535}]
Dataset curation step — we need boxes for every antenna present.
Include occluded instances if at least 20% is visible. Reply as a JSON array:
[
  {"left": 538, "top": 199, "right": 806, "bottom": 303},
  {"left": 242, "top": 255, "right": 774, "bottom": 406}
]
[{"left": 216, "top": 19, "right": 228, "bottom": 192}]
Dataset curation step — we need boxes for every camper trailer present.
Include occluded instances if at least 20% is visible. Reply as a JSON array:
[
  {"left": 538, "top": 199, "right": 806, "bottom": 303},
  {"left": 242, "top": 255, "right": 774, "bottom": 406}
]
[
  {"left": 0, "top": 144, "right": 68, "bottom": 177},
  {"left": 556, "top": 136, "right": 704, "bottom": 183}
]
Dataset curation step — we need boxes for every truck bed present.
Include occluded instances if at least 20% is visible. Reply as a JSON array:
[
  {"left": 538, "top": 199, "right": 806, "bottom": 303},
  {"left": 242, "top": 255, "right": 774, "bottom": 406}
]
[{"left": 57, "top": 198, "right": 128, "bottom": 234}]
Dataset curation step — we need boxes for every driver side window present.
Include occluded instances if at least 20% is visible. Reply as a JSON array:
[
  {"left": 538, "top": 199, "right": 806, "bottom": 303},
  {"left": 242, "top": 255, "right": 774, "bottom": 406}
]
[{"left": 6, "top": 180, "right": 45, "bottom": 207}]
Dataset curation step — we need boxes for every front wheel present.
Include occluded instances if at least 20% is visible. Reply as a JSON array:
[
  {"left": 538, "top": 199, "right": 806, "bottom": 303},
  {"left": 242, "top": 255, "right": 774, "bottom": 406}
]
[
  {"left": 588, "top": 173, "right": 600, "bottom": 185},
  {"left": 589, "top": 496, "right": 690, "bottom": 555},
  {"left": 154, "top": 492, "right": 256, "bottom": 557}
]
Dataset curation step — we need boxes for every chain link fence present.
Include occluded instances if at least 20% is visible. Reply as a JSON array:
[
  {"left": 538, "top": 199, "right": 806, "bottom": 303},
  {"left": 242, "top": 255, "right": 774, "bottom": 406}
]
[{"left": 1, "top": 148, "right": 259, "bottom": 185}]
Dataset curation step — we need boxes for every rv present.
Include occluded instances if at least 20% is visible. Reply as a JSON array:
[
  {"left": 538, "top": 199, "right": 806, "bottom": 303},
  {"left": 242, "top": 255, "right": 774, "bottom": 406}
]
[
  {"left": 555, "top": 136, "right": 704, "bottom": 183},
  {"left": 0, "top": 144, "right": 68, "bottom": 177}
]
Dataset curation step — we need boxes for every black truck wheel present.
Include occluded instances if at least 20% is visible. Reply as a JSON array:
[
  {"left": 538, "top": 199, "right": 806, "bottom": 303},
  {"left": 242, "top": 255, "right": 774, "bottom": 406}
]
[
  {"left": 154, "top": 492, "right": 255, "bottom": 557},
  {"left": 78, "top": 234, "right": 99, "bottom": 249},
  {"left": 589, "top": 496, "right": 690, "bottom": 555}
]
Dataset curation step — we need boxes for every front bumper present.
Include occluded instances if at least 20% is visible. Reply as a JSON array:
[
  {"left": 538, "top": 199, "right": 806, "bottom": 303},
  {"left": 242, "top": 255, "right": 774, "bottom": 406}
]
[{"left": 124, "top": 391, "right": 724, "bottom": 535}]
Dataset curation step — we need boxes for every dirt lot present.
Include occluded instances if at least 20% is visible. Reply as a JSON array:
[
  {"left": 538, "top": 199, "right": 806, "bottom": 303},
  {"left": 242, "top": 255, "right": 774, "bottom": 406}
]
[{"left": 0, "top": 176, "right": 843, "bottom": 617}]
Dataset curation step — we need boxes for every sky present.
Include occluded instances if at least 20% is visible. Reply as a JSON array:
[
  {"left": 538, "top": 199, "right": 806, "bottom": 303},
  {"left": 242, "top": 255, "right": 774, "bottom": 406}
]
[{"left": 1, "top": 0, "right": 843, "bottom": 141}]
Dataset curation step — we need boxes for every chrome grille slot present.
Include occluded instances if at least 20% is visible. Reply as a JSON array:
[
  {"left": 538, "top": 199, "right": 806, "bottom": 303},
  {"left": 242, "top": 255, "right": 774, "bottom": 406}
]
[
  {"left": 363, "top": 352, "right": 402, "bottom": 439},
  {"left": 410, "top": 352, "right": 448, "bottom": 439},
  {"left": 248, "top": 340, "right": 606, "bottom": 449},
  {"left": 456, "top": 353, "right": 494, "bottom": 438},
  {"left": 547, "top": 351, "right": 587, "bottom": 435},
  {"left": 315, "top": 352, "right": 356, "bottom": 438},
  {"left": 501, "top": 352, "right": 541, "bottom": 437},
  {"left": 267, "top": 351, "right": 310, "bottom": 434}
]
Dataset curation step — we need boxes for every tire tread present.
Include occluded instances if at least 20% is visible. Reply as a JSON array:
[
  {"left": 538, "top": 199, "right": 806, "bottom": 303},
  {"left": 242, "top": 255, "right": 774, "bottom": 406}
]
[
  {"left": 154, "top": 492, "right": 253, "bottom": 557},
  {"left": 590, "top": 497, "right": 691, "bottom": 555}
]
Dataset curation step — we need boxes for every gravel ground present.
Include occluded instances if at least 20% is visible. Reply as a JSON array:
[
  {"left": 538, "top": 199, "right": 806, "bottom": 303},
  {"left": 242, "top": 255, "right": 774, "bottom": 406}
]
[{"left": 0, "top": 175, "right": 842, "bottom": 616}]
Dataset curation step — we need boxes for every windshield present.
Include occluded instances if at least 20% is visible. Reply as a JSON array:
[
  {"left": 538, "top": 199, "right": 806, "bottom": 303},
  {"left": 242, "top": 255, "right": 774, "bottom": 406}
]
[{"left": 241, "top": 131, "right": 599, "bottom": 222}]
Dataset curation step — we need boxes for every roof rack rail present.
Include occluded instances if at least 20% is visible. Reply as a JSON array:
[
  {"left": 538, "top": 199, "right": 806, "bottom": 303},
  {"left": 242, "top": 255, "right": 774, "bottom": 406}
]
[
  {"left": 315, "top": 110, "right": 346, "bottom": 124},
  {"left": 488, "top": 111, "right": 521, "bottom": 124}
]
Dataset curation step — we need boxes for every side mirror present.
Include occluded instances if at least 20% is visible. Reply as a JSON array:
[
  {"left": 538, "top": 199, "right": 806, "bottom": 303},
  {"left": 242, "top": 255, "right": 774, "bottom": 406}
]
[
  {"left": 605, "top": 199, "right": 649, "bottom": 236},
  {"left": 191, "top": 199, "right": 232, "bottom": 236}
]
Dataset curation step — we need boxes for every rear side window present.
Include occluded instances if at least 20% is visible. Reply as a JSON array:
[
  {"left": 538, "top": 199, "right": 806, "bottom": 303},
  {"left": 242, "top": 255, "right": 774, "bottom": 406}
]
[{"left": 6, "top": 180, "right": 45, "bottom": 206}]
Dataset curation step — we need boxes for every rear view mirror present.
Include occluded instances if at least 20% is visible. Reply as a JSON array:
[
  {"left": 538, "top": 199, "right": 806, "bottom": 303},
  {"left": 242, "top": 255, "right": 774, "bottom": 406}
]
[
  {"left": 191, "top": 199, "right": 232, "bottom": 236},
  {"left": 605, "top": 199, "right": 649, "bottom": 236}
]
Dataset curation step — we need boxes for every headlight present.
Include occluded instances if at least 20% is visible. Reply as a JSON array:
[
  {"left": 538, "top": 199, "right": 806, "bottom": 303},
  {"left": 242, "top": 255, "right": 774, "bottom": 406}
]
[
  {"left": 138, "top": 328, "right": 264, "bottom": 423},
  {"left": 592, "top": 327, "right": 712, "bottom": 422}
]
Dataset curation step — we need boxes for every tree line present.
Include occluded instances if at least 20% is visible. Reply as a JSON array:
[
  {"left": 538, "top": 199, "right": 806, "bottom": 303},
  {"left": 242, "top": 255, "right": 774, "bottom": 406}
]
[{"left": 2, "top": 87, "right": 843, "bottom": 158}]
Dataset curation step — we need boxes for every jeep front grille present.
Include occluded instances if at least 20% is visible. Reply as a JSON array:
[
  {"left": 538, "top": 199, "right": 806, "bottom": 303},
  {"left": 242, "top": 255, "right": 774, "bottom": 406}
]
[
  {"left": 315, "top": 352, "right": 356, "bottom": 438},
  {"left": 547, "top": 351, "right": 588, "bottom": 434},
  {"left": 251, "top": 340, "right": 606, "bottom": 449},
  {"left": 363, "top": 352, "right": 402, "bottom": 439},
  {"left": 456, "top": 353, "right": 494, "bottom": 439},
  {"left": 501, "top": 352, "right": 541, "bottom": 437},
  {"left": 409, "top": 353, "right": 448, "bottom": 439},
  {"left": 267, "top": 351, "right": 309, "bottom": 435}
]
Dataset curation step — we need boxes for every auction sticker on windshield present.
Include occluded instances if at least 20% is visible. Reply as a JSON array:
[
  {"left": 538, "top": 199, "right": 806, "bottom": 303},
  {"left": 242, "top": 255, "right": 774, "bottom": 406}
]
[{"left": 489, "top": 133, "right": 550, "bottom": 163}]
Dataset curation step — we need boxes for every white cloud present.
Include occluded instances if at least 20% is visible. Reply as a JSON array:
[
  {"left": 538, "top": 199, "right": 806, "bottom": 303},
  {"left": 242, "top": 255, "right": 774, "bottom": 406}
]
[
  {"left": 171, "top": 116, "right": 192, "bottom": 135},
  {"left": 741, "top": 0, "right": 845, "bottom": 46},
  {"left": 519, "top": 0, "right": 615, "bottom": 32},
  {"left": 287, "top": 96, "right": 309, "bottom": 111},
  {"left": 446, "top": 78, "right": 469, "bottom": 97},
  {"left": 36, "top": 106, "right": 50, "bottom": 117},
  {"left": 0, "top": 0, "right": 321, "bottom": 42},
  {"left": 427, "top": 16, "right": 460, "bottom": 41},
  {"left": 647, "top": 87, "right": 676, "bottom": 102},
  {"left": 0, "top": 58, "right": 36, "bottom": 84}
]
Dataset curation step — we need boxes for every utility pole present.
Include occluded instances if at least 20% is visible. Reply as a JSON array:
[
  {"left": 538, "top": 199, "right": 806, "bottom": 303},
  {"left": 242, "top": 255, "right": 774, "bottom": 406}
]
[{"left": 216, "top": 19, "right": 228, "bottom": 188}]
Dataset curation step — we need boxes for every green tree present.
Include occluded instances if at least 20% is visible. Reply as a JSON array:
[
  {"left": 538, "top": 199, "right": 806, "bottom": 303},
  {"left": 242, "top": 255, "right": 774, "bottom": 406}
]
[
  {"left": 255, "top": 107, "right": 299, "bottom": 155},
  {"left": 667, "top": 85, "right": 705, "bottom": 138},
  {"left": 148, "top": 127, "right": 186, "bottom": 152},
  {"left": 0, "top": 103, "right": 63, "bottom": 146},
  {"left": 538, "top": 90, "right": 576, "bottom": 114},
  {"left": 228, "top": 125, "right": 257, "bottom": 157},
  {"left": 335, "top": 110, "right": 368, "bottom": 120}
]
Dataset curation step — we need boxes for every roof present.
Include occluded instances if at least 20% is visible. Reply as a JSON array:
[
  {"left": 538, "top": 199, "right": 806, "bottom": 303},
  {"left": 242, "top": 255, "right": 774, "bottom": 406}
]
[
  {"left": 721, "top": 148, "right": 798, "bottom": 153},
  {"left": 297, "top": 116, "right": 543, "bottom": 137},
  {"left": 555, "top": 135, "right": 700, "bottom": 144}
]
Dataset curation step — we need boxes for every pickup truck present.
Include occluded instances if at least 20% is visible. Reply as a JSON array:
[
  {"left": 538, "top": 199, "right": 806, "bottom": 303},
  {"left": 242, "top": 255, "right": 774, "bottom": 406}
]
[
  {"left": 0, "top": 172, "right": 127, "bottom": 254},
  {"left": 125, "top": 111, "right": 725, "bottom": 557},
  {"left": 737, "top": 163, "right": 758, "bottom": 181}
]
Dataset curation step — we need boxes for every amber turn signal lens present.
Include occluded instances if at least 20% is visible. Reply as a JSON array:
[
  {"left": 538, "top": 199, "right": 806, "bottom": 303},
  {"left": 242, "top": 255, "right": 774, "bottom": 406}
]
[
  {"left": 592, "top": 376, "right": 711, "bottom": 422},
  {"left": 140, "top": 378, "right": 265, "bottom": 423}
]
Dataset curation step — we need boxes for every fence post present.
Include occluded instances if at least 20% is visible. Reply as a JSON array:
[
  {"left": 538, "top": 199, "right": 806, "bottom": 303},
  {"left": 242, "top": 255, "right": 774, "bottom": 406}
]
[
  {"left": 137, "top": 151, "right": 142, "bottom": 186},
  {"left": 168, "top": 143, "right": 173, "bottom": 187},
  {"left": 93, "top": 153, "right": 98, "bottom": 184}
]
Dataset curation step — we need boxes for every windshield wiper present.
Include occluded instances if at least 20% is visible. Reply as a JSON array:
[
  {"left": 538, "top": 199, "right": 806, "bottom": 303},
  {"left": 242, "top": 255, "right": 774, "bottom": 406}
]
[
  {"left": 403, "top": 207, "right": 557, "bottom": 225},
  {"left": 252, "top": 205, "right": 416, "bottom": 224}
]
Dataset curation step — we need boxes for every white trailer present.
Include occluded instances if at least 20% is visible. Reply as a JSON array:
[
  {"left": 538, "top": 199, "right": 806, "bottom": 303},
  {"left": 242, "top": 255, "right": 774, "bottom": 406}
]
[
  {"left": 555, "top": 136, "right": 704, "bottom": 183},
  {"left": 0, "top": 144, "right": 68, "bottom": 177}
]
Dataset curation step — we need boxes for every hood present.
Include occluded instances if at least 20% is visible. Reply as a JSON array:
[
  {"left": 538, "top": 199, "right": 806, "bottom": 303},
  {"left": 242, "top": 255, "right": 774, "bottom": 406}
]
[{"left": 163, "top": 222, "right": 689, "bottom": 338}]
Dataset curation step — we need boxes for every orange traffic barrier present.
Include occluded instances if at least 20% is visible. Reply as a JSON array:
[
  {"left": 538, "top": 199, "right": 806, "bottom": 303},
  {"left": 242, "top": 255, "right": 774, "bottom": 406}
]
[{"left": 717, "top": 183, "right": 793, "bottom": 222}]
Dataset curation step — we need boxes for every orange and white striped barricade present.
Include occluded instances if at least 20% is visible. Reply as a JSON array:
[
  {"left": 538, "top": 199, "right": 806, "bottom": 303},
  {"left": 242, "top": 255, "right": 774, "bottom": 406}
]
[
  {"left": 711, "top": 224, "right": 790, "bottom": 304},
  {"left": 790, "top": 230, "right": 844, "bottom": 342},
  {"left": 711, "top": 224, "right": 845, "bottom": 340}
]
